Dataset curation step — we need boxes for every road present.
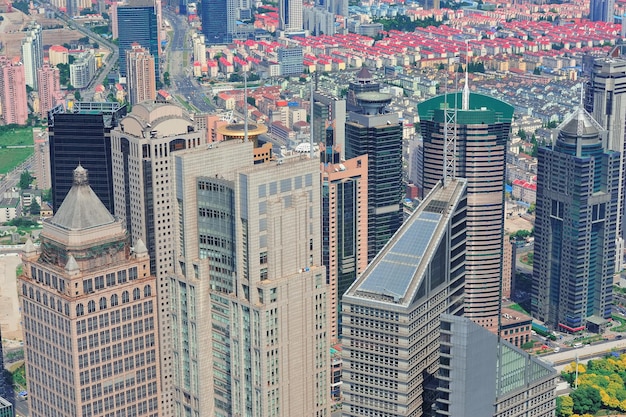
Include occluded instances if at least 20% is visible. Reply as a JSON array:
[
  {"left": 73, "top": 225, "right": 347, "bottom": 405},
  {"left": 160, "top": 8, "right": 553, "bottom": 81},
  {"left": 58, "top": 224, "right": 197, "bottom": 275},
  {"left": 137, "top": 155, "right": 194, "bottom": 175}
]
[
  {"left": 162, "top": 8, "right": 214, "bottom": 113},
  {"left": 0, "top": 155, "right": 34, "bottom": 197}
]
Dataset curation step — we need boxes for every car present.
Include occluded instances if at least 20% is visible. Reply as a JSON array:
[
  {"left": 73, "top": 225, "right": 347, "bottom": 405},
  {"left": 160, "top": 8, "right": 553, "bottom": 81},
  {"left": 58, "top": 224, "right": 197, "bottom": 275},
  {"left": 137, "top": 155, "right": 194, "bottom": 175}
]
[{"left": 617, "top": 335, "right": 623, "bottom": 339}]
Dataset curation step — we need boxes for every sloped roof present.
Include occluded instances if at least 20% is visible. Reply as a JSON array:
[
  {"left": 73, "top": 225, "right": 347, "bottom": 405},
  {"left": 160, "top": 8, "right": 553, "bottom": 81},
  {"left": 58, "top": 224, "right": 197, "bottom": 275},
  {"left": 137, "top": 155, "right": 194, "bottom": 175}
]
[{"left": 50, "top": 165, "right": 115, "bottom": 231}]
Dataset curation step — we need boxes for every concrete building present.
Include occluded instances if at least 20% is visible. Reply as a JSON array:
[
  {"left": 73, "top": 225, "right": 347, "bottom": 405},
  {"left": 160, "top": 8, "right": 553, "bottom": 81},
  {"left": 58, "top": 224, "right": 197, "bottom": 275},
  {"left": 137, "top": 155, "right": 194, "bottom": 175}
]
[
  {"left": 32, "top": 127, "right": 51, "bottom": 191},
  {"left": 418, "top": 92, "right": 514, "bottom": 332},
  {"left": 19, "top": 166, "right": 161, "bottom": 417},
  {"left": 117, "top": 1, "right": 159, "bottom": 79},
  {"left": 110, "top": 101, "right": 208, "bottom": 416},
  {"left": 168, "top": 140, "right": 329, "bottom": 416},
  {"left": 21, "top": 21, "right": 43, "bottom": 90},
  {"left": 0, "top": 56, "right": 28, "bottom": 125},
  {"left": 341, "top": 178, "right": 467, "bottom": 417},
  {"left": 532, "top": 105, "right": 619, "bottom": 332},
  {"left": 278, "top": 47, "right": 304, "bottom": 77},
  {"left": 586, "top": 57, "right": 626, "bottom": 271},
  {"left": 501, "top": 236, "right": 513, "bottom": 299},
  {"left": 0, "top": 397, "right": 13, "bottom": 417},
  {"left": 126, "top": 44, "right": 156, "bottom": 105},
  {"left": 0, "top": 198, "right": 20, "bottom": 222},
  {"left": 201, "top": 0, "right": 235, "bottom": 44},
  {"left": 70, "top": 51, "right": 96, "bottom": 89},
  {"left": 48, "top": 45, "right": 69, "bottom": 66},
  {"left": 279, "top": 0, "right": 303, "bottom": 32},
  {"left": 321, "top": 151, "right": 368, "bottom": 342},
  {"left": 436, "top": 314, "right": 557, "bottom": 417},
  {"left": 304, "top": 7, "right": 336, "bottom": 36},
  {"left": 48, "top": 102, "right": 127, "bottom": 215},
  {"left": 589, "top": 0, "right": 615, "bottom": 22},
  {"left": 37, "top": 64, "right": 62, "bottom": 119},
  {"left": 346, "top": 91, "right": 403, "bottom": 262},
  {"left": 313, "top": 92, "right": 346, "bottom": 159}
]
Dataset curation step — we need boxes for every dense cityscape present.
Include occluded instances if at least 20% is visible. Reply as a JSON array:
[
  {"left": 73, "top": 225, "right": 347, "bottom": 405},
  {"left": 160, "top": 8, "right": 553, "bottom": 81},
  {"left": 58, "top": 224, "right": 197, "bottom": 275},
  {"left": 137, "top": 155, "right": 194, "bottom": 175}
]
[{"left": 2, "top": 0, "right": 626, "bottom": 415}]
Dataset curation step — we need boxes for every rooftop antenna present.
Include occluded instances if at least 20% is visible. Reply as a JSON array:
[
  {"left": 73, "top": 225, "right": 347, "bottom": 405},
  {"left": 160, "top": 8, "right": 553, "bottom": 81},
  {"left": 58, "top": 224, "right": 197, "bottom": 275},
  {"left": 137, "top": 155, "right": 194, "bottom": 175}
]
[
  {"left": 244, "top": 69, "right": 249, "bottom": 143},
  {"left": 443, "top": 71, "right": 457, "bottom": 185},
  {"left": 462, "top": 40, "right": 470, "bottom": 111},
  {"left": 310, "top": 75, "right": 314, "bottom": 159},
  {"left": 577, "top": 82, "right": 584, "bottom": 138}
]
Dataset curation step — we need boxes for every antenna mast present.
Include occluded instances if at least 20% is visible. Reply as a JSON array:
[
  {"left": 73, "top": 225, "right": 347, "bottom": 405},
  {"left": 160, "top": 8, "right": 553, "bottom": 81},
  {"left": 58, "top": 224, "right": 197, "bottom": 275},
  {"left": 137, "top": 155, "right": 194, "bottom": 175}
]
[
  {"left": 310, "top": 75, "right": 314, "bottom": 159},
  {"left": 443, "top": 72, "right": 457, "bottom": 185}
]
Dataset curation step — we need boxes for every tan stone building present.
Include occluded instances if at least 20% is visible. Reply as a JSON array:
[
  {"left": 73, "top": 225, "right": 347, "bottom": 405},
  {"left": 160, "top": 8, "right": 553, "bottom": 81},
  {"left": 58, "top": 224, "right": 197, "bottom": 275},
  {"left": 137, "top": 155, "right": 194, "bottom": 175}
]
[
  {"left": 19, "top": 166, "right": 161, "bottom": 417},
  {"left": 126, "top": 44, "right": 156, "bottom": 106}
]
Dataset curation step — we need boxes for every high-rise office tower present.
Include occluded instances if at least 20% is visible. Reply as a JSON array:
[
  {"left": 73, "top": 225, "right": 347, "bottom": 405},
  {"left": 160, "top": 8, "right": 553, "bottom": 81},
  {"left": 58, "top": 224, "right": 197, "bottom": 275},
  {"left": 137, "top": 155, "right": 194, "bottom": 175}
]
[
  {"left": 126, "top": 44, "right": 156, "bottom": 105},
  {"left": 589, "top": 0, "right": 615, "bottom": 22},
  {"left": 48, "top": 102, "right": 127, "bottom": 214},
  {"left": 0, "top": 56, "right": 28, "bottom": 125},
  {"left": 346, "top": 66, "right": 380, "bottom": 112},
  {"left": 321, "top": 135, "right": 368, "bottom": 341},
  {"left": 341, "top": 178, "right": 467, "bottom": 417},
  {"left": 278, "top": 0, "right": 303, "bottom": 31},
  {"left": 21, "top": 21, "right": 43, "bottom": 90},
  {"left": 19, "top": 166, "right": 161, "bottom": 417},
  {"left": 313, "top": 92, "right": 346, "bottom": 158},
  {"left": 345, "top": 91, "right": 403, "bottom": 262},
  {"left": 586, "top": 57, "right": 626, "bottom": 271},
  {"left": 200, "top": 0, "right": 235, "bottom": 45},
  {"left": 117, "top": 0, "right": 159, "bottom": 81},
  {"left": 110, "top": 101, "right": 208, "bottom": 416},
  {"left": 278, "top": 47, "right": 304, "bottom": 77},
  {"left": 532, "top": 105, "right": 619, "bottom": 332},
  {"left": 168, "top": 140, "right": 329, "bottom": 416},
  {"left": 436, "top": 314, "right": 557, "bottom": 417},
  {"left": 37, "top": 64, "right": 62, "bottom": 119},
  {"left": 418, "top": 92, "right": 513, "bottom": 332}
]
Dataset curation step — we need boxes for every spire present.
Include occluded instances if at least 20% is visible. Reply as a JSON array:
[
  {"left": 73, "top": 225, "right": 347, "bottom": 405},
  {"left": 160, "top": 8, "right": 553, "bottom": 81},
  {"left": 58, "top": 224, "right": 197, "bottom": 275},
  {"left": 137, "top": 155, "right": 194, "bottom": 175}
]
[
  {"left": 65, "top": 255, "right": 80, "bottom": 275},
  {"left": 462, "top": 41, "right": 470, "bottom": 111}
]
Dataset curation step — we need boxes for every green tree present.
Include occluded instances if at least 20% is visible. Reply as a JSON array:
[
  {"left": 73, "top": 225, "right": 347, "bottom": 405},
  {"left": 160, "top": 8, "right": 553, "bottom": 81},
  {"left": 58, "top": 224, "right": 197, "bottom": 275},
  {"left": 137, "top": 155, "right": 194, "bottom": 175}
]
[
  {"left": 556, "top": 396, "right": 574, "bottom": 417},
  {"left": 19, "top": 171, "right": 33, "bottom": 189},
  {"left": 518, "top": 129, "right": 527, "bottom": 141},
  {"left": 75, "top": 91, "right": 82, "bottom": 101},
  {"left": 42, "top": 189, "right": 52, "bottom": 202},
  {"left": 438, "top": 63, "right": 445, "bottom": 70},
  {"left": 571, "top": 385, "right": 602, "bottom": 415},
  {"left": 30, "top": 200, "right": 41, "bottom": 216},
  {"left": 163, "top": 72, "right": 171, "bottom": 86}
]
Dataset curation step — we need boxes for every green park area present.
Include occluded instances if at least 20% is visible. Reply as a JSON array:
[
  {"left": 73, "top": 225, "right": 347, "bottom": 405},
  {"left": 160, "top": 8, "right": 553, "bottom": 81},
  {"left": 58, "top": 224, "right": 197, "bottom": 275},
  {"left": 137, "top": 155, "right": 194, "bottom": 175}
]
[
  {"left": 558, "top": 354, "right": 626, "bottom": 416},
  {"left": 0, "top": 125, "right": 34, "bottom": 174}
]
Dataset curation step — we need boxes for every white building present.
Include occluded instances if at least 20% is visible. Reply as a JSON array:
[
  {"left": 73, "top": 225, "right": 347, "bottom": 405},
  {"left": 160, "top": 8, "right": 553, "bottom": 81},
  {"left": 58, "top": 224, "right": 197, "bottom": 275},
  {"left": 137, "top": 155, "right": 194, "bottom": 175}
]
[
  {"left": 70, "top": 51, "right": 96, "bottom": 89},
  {"left": 21, "top": 21, "right": 43, "bottom": 90}
]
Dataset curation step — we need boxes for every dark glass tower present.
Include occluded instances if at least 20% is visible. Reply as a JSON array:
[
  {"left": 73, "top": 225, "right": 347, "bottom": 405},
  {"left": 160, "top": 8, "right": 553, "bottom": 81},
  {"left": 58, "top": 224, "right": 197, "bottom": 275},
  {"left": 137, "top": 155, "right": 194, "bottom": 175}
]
[
  {"left": 201, "top": 0, "right": 232, "bottom": 44},
  {"left": 117, "top": 1, "right": 159, "bottom": 81},
  {"left": 345, "top": 91, "right": 402, "bottom": 262},
  {"left": 48, "top": 102, "right": 127, "bottom": 214},
  {"left": 532, "top": 106, "right": 620, "bottom": 332}
]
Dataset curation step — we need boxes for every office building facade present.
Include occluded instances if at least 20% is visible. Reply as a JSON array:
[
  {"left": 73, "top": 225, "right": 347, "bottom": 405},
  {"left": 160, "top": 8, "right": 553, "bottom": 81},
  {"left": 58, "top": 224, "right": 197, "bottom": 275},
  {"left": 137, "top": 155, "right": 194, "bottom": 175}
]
[
  {"left": 37, "top": 64, "right": 62, "bottom": 119},
  {"left": 418, "top": 92, "right": 513, "bottom": 332},
  {"left": 0, "top": 56, "right": 28, "bottom": 125},
  {"left": 436, "top": 314, "right": 557, "bottom": 417},
  {"left": 532, "top": 106, "right": 619, "bottom": 332},
  {"left": 278, "top": 47, "right": 304, "bottom": 77},
  {"left": 126, "top": 44, "right": 157, "bottom": 105},
  {"left": 21, "top": 21, "right": 43, "bottom": 90},
  {"left": 117, "top": 1, "right": 159, "bottom": 80},
  {"left": 19, "top": 166, "right": 161, "bottom": 417},
  {"left": 589, "top": 0, "right": 615, "bottom": 22},
  {"left": 313, "top": 92, "right": 346, "bottom": 159},
  {"left": 0, "top": 397, "right": 12, "bottom": 417},
  {"left": 341, "top": 179, "right": 467, "bottom": 417},
  {"left": 345, "top": 92, "right": 403, "bottom": 262},
  {"left": 200, "top": 0, "right": 235, "bottom": 44},
  {"left": 586, "top": 57, "right": 626, "bottom": 270},
  {"left": 168, "top": 141, "right": 329, "bottom": 416},
  {"left": 48, "top": 102, "right": 127, "bottom": 215},
  {"left": 321, "top": 154, "right": 368, "bottom": 342},
  {"left": 111, "top": 101, "right": 208, "bottom": 416},
  {"left": 279, "top": 0, "right": 303, "bottom": 31}
]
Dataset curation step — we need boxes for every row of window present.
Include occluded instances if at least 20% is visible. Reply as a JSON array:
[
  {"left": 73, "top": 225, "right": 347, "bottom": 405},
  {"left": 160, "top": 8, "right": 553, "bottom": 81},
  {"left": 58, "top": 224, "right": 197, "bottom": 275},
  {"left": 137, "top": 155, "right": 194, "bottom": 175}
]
[
  {"left": 76, "top": 286, "right": 152, "bottom": 316},
  {"left": 83, "top": 268, "right": 139, "bottom": 293}
]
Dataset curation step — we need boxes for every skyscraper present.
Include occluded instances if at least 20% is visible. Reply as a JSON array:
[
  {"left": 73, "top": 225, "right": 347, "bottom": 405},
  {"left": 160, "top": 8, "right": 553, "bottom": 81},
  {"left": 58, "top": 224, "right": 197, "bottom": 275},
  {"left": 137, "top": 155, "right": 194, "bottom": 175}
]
[
  {"left": 321, "top": 144, "right": 368, "bottom": 341},
  {"left": 313, "top": 92, "right": 346, "bottom": 158},
  {"left": 436, "top": 314, "right": 557, "bottom": 417},
  {"left": 110, "top": 101, "right": 208, "bottom": 416},
  {"left": 532, "top": 105, "right": 619, "bottom": 332},
  {"left": 37, "top": 64, "right": 62, "bottom": 119},
  {"left": 589, "top": 0, "right": 615, "bottom": 22},
  {"left": 418, "top": 92, "right": 513, "bottom": 332},
  {"left": 345, "top": 91, "right": 403, "bottom": 261},
  {"left": 346, "top": 66, "right": 380, "bottom": 112},
  {"left": 586, "top": 57, "right": 626, "bottom": 271},
  {"left": 33, "top": 127, "right": 51, "bottom": 191},
  {"left": 278, "top": 0, "right": 303, "bottom": 31},
  {"left": 200, "top": 0, "right": 234, "bottom": 45},
  {"left": 48, "top": 101, "right": 127, "bottom": 214},
  {"left": 168, "top": 141, "right": 329, "bottom": 417},
  {"left": 0, "top": 56, "right": 28, "bottom": 125},
  {"left": 21, "top": 21, "right": 43, "bottom": 90},
  {"left": 19, "top": 166, "right": 161, "bottom": 417},
  {"left": 341, "top": 178, "right": 467, "bottom": 417},
  {"left": 117, "top": 1, "right": 159, "bottom": 81},
  {"left": 126, "top": 44, "right": 156, "bottom": 105}
]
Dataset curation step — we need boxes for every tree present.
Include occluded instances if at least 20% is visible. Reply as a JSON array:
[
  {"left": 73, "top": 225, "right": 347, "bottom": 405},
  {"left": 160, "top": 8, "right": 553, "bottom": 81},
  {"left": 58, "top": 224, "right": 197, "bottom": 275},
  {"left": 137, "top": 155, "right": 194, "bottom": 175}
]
[
  {"left": 75, "top": 91, "right": 82, "bottom": 101},
  {"left": 19, "top": 171, "right": 33, "bottom": 189},
  {"left": 518, "top": 129, "right": 527, "bottom": 141},
  {"left": 163, "top": 72, "right": 170, "bottom": 87},
  {"left": 556, "top": 396, "right": 574, "bottom": 417},
  {"left": 42, "top": 189, "right": 52, "bottom": 202},
  {"left": 30, "top": 200, "right": 40, "bottom": 216},
  {"left": 534, "top": 66, "right": 542, "bottom": 75},
  {"left": 92, "top": 42, "right": 99, "bottom": 49},
  {"left": 571, "top": 385, "right": 602, "bottom": 415}
]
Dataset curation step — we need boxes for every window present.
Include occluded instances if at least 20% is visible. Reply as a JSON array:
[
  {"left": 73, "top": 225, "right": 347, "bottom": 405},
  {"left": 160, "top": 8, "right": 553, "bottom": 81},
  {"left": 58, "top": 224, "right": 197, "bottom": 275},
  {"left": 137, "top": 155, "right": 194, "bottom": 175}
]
[
  {"left": 106, "top": 273, "right": 115, "bottom": 287},
  {"left": 111, "top": 294, "right": 119, "bottom": 307},
  {"left": 122, "top": 291, "right": 130, "bottom": 304},
  {"left": 129, "top": 267, "right": 138, "bottom": 281},
  {"left": 133, "top": 288, "right": 141, "bottom": 301},
  {"left": 99, "top": 297, "right": 107, "bottom": 310},
  {"left": 144, "top": 285, "right": 152, "bottom": 297},
  {"left": 117, "top": 270, "right": 127, "bottom": 284},
  {"left": 95, "top": 276, "right": 105, "bottom": 290},
  {"left": 77, "top": 304, "right": 85, "bottom": 316},
  {"left": 88, "top": 300, "right": 96, "bottom": 313},
  {"left": 83, "top": 279, "right": 94, "bottom": 294}
]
